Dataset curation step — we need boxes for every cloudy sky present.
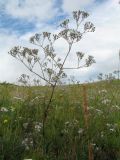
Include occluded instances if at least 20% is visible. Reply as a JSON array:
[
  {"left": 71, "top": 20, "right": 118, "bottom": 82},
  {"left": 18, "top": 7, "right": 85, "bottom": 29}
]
[{"left": 0, "top": 0, "right": 120, "bottom": 83}]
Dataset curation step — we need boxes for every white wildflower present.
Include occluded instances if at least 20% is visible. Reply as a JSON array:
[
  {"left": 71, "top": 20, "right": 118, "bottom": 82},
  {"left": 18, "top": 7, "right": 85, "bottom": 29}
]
[
  {"left": 22, "top": 138, "right": 29, "bottom": 150},
  {"left": 112, "top": 105, "right": 120, "bottom": 110},
  {"left": 22, "top": 137, "right": 33, "bottom": 150},
  {"left": 0, "top": 107, "right": 8, "bottom": 112},
  {"left": 23, "top": 123, "right": 29, "bottom": 129},
  {"left": 101, "top": 131, "right": 104, "bottom": 138},
  {"left": 19, "top": 116, "right": 22, "bottom": 119},
  {"left": 109, "top": 128, "right": 115, "bottom": 132},
  {"left": 78, "top": 128, "right": 84, "bottom": 134},
  {"left": 34, "top": 122, "right": 42, "bottom": 132},
  {"left": 13, "top": 96, "right": 24, "bottom": 101},
  {"left": 106, "top": 123, "right": 117, "bottom": 132},
  {"left": 106, "top": 123, "right": 112, "bottom": 127},
  {"left": 98, "top": 89, "right": 107, "bottom": 94},
  {"left": 102, "top": 99, "right": 111, "bottom": 104},
  {"left": 73, "top": 119, "right": 79, "bottom": 125},
  {"left": 65, "top": 121, "right": 69, "bottom": 126},
  {"left": 96, "top": 147, "right": 99, "bottom": 151},
  {"left": 95, "top": 109, "right": 103, "bottom": 114}
]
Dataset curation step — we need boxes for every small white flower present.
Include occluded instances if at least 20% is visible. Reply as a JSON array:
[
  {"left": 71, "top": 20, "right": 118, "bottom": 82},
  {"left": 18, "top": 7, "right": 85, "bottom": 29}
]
[
  {"left": 101, "top": 131, "right": 104, "bottom": 138},
  {"left": 73, "top": 119, "right": 79, "bottom": 124},
  {"left": 96, "top": 147, "right": 99, "bottom": 151},
  {"left": 102, "top": 99, "right": 111, "bottom": 104},
  {"left": 106, "top": 123, "right": 112, "bottom": 127},
  {"left": 112, "top": 105, "right": 120, "bottom": 110},
  {"left": 65, "top": 121, "right": 69, "bottom": 126},
  {"left": 22, "top": 137, "right": 33, "bottom": 150},
  {"left": 98, "top": 89, "right": 107, "bottom": 94},
  {"left": 22, "top": 138, "right": 29, "bottom": 150},
  {"left": 95, "top": 109, "right": 103, "bottom": 114},
  {"left": 13, "top": 96, "right": 23, "bottom": 101},
  {"left": 0, "top": 107, "right": 8, "bottom": 112},
  {"left": 34, "top": 122, "right": 42, "bottom": 132},
  {"left": 78, "top": 128, "right": 84, "bottom": 134},
  {"left": 109, "top": 128, "right": 115, "bottom": 132},
  {"left": 23, "top": 123, "right": 28, "bottom": 129},
  {"left": 19, "top": 116, "right": 22, "bottom": 119}
]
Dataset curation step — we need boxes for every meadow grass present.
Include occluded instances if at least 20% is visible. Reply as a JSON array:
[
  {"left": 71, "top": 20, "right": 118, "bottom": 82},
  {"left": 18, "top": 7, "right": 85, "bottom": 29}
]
[{"left": 0, "top": 80, "right": 120, "bottom": 160}]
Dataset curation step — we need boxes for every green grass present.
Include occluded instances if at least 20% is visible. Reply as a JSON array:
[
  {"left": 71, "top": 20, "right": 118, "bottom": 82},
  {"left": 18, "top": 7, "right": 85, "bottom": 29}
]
[{"left": 0, "top": 80, "right": 120, "bottom": 160}]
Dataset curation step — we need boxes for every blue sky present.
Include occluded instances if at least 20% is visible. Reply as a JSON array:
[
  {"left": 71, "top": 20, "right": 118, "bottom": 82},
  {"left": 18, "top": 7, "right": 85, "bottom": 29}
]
[
  {"left": 0, "top": 0, "right": 106, "bottom": 35},
  {"left": 0, "top": 0, "right": 62, "bottom": 34},
  {"left": 0, "top": 0, "right": 120, "bottom": 83},
  {"left": 0, "top": 11, "right": 35, "bottom": 34}
]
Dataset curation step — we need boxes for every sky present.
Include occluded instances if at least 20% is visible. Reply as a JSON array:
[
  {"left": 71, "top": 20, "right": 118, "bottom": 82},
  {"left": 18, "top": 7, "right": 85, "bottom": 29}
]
[{"left": 0, "top": 0, "right": 120, "bottom": 84}]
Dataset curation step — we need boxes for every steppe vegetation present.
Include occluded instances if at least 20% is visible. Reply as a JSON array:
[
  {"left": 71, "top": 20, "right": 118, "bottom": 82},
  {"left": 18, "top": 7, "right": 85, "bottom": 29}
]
[{"left": 0, "top": 79, "right": 120, "bottom": 160}]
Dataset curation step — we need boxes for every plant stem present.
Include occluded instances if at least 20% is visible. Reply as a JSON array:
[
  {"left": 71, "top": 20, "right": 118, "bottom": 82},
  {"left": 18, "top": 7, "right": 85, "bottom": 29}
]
[{"left": 42, "top": 43, "right": 73, "bottom": 137}]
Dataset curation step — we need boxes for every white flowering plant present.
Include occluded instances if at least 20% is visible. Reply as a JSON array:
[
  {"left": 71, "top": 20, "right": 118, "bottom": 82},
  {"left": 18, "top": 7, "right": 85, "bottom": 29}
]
[{"left": 9, "top": 10, "right": 95, "bottom": 136}]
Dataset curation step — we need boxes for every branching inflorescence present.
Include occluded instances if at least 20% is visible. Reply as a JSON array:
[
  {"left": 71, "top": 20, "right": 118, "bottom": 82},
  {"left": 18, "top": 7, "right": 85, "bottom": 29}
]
[
  {"left": 9, "top": 10, "right": 95, "bottom": 136},
  {"left": 9, "top": 10, "right": 95, "bottom": 86}
]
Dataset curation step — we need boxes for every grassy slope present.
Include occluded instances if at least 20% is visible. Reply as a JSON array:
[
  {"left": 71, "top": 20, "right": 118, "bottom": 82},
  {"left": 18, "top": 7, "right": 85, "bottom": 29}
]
[{"left": 0, "top": 80, "right": 120, "bottom": 160}]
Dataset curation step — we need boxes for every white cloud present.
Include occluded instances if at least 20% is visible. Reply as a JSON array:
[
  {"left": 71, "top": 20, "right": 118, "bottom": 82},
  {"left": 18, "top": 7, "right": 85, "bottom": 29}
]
[
  {"left": 62, "top": 0, "right": 95, "bottom": 13},
  {"left": 0, "top": 31, "right": 28, "bottom": 83},
  {"left": 60, "top": 0, "right": 120, "bottom": 81},
  {"left": 2, "top": 0, "right": 57, "bottom": 21}
]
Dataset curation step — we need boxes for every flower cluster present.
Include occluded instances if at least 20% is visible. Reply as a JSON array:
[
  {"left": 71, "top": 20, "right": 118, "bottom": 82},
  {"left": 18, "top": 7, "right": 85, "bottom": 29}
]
[
  {"left": 9, "top": 46, "right": 39, "bottom": 70},
  {"left": 0, "top": 107, "right": 8, "bottom": 112},
  {"left": 22, "top": 137, "right": 33, "bottom": 150},
  {"left": 73, "top": 10, "right": 89, "bottom": 24},
  {"left": 58, "top": 29, "right": 82, "bottom": 44},
  {"left": 9, "top": 10, "right": 95, "bottom": 86},
  {"left": 86, "top": 56, "right": 95, "bottom": 67}
]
